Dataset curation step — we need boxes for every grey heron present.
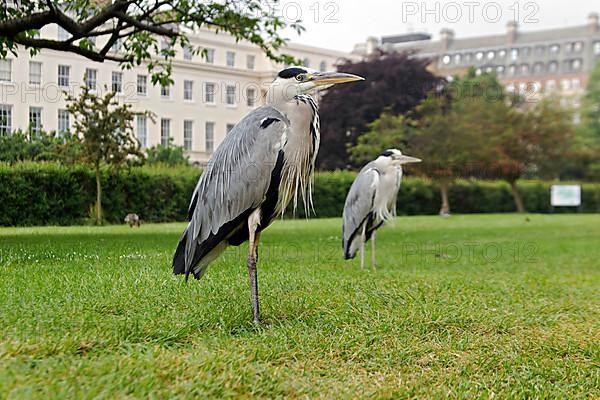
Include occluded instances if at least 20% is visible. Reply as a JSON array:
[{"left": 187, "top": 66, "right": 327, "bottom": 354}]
[
  {"left": 172, "top": 66, "right": 364, "bottom": 323},
  {"left": 342, "top": 149, "right": 421, "bottom": 270}
]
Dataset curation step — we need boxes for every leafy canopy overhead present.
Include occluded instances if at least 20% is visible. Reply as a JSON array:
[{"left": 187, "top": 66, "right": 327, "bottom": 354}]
[{"left": 0, "top": 0, "right": 301, "bottom": 84}]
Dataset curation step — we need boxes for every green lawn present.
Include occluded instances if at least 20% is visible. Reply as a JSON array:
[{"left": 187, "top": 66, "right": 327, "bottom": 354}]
[{"left": 1, "top": 215, "right": 599, "bottom": 399}]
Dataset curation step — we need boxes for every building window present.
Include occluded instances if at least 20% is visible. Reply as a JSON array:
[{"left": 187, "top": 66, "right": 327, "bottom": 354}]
[
  {"left": 0, "top": 104, "right": 12, "bottom": 135},
  {"left": 205, "top": 122, "right": 214, "bottom": 153},
  {"left": 160, "top": 118, "right": 170, "bottom": 146},
  {"left": 246, "top": 87, "right": 257, "bottom": 107},
  {"left": 226, "top": 85, "right": 236, "bottom": 105},
  {"left": 594, "top": 42, "right": 600, "bottom": 56},
  {"left": 573, "top": 41, "right": 584, "bottom": 53},
  {"left": 246, "top": 55, "right": 255, "bottom": 70},
  {"left": 137, "top": 75, "right": 147, "bottom": 96},
  {"left": 453, "top": 54, "right": 462, "bottom": 64},
  {"left": 303, "top": 58, "right": 310, "bottom": 68},
  {"left": 510, "top": 48, "right": 519, "bottom": 61},
  {"left": 29, "top": 61, "right": 41, "bottom": 85},
  {"left": 57, "top": 26, "right": 70, "bottom": 41},
  {"left": 161, "top": 84, "right": 171, "bottom": 98},
  {"left": 546, "top": 80, "right": 557, "bottom": 92},
  {"left": 29, "top": 107, "right": 42, "bottom": 136},
  {"left": 486, "top": 51, "right": 495, "bottom": 60},
  {"left": 550, "top": 44, "right": 560, "bottom": 54},
  {"left": 572, "top": 79, "right": 581, "bottom": 90},
  {"left": 58, "top": 65, "right": 70, "bottom": 87},
  {"left": 498, "top": 49, "right": 507, "bottom": 58},
  {"left": 205, "top": 48, "right": 215, "bottom": 64},
  {"left": 508, "top": 65, "right": 517, "bottom": 76},
  {"left": 85, "top": 68, "right": 97, "bottom": 90},
  {"left": 533, "top": 62, "right": 544, "bottom": 75},
  {"left": 464, "top": 53, "right": 472, "bottom": 63},
  {"left": 520, "top": 64, "right": 530, "bottom": 75},
  {"left": 442, "top": 55, "right": 451, "bottom": 65},
  {"left": 0, "top": 59, "right": 12, "bottom": 82},
  {"left": 561, "top": 79, "right": 571, "bottom": 91},
  {"left": 548, "top": 61, "right": 559, "bottom": 73},
  {"left": 320, "top": 61, "right": 327, "bottom": 71},
  {"left": 226, "top": 51, "right": 236, "bottom": 67},
  {"left": 226, "top": 123, "right": 235, "bottom": 134},
  {"left": 184, "top": 120, "right": 193, "bottom": 150},
  {"left": 111, "top": 71, "right": 122, "bottom": 93},
  {"left": 475, "top": 68, "right": 482, "bottom": 76},
  {"left": 137, "top": 115, "right": 147, "bottom": 148},
  {"left": 184, "top": 80, "right": 194, "bottom": 101},
  {"left": 571, "top": 59, "right": 583, "bottom": 72},
  {"left": 485, "top": 67, "right": 493, "bottom": 74},
  {"left": 521, "top": 47, "right": 531, "bottom": 57},
  {"left": 535, "top": 46, "right": 545, "bottom": 56},
  {"left": 475, "top": 52, "right": 484, "bottom": 61},
  {"left": 204, "top": 83, "right": 216, "bottom": 104},
  {"left": 183, "top": 46, "right": 193, "bottom": 61},
  {"left": 58, "top": 109, "right": 70, "bottom": 133},
  {"left": 496, "top": 66, "right": 505, "bottom": 76}
]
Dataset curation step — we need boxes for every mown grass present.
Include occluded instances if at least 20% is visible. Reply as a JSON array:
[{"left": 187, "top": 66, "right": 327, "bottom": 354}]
[{"left": 1, "top": 214, "right": 599, "bottom": 399}]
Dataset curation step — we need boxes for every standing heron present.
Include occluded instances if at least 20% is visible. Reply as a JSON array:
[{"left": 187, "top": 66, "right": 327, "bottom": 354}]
[
  {"left": 172, "top": 66, "right": 364, "bottom": 323},
  {"left": 342, "top": 149, "right": 421, "bottom": 269}
]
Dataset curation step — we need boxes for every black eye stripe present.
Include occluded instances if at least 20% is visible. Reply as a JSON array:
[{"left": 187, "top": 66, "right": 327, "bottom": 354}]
[
  {"left": 380, "top": 150, "right": 395, "bottom": 157},
  {"left": 278, "top": 67, "right": 308, "bottom": 79}
]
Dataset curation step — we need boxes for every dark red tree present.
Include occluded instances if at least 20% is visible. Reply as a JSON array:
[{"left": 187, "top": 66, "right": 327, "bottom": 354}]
[{"left": 317, "top": 51, "right": 443, "bottom": 170}]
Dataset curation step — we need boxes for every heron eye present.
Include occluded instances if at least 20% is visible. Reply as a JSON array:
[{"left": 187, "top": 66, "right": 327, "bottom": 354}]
[{"left": 295, "top": 75, "right": 305, "bottom": 82}]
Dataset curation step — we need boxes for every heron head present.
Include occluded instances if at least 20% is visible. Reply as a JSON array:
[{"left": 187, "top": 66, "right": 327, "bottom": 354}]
[
  {"left": 270, "top": 66, "right": 364, "bottom": 100},
  {"left": 379, "top": 149, "right": 422, "bottom": 166}
]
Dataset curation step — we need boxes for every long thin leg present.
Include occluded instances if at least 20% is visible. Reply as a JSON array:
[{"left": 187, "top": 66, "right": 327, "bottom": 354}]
[
  {"left": 371, "top": 230, "right": 377, "bottom": 270},
  {"left": 247, "top": 218, "right": 262, "bottom": 325},
  {"left": 360, "top": 223, "right": 366, "bottom": 271}
]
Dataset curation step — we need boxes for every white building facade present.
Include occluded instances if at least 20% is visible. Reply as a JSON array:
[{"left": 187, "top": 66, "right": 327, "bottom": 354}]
[{"left": 0, "top": 26, "right": 350, "bottom": 164}]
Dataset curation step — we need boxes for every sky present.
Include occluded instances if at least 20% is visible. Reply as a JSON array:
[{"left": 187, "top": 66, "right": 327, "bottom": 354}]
[{"left": 277, "top": 0, "right": 598, "bottom": 52}]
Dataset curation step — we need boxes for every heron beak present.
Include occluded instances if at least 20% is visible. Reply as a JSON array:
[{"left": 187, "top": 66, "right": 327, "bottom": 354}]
[
  {"left": 397, "top": 155, "right": 422, "bottom": 164},
  {"left": 312, "top": 72, "right": 365, "bottom": 87}
]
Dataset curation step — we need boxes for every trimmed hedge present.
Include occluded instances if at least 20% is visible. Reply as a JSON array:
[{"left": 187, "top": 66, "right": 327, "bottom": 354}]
[
  {"left": 0, "top": 162, "right": 200, "bottom": 226},
  {"left": 1, "top": 163, "right": 599, "bottom": 226}
]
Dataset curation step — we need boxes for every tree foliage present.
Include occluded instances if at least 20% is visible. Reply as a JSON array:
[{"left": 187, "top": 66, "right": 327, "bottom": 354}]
[
  {"left": 348, "top": 69, "right": 578, "bottom": 214},
  {"left": 145, "top": 140, "right": 189, "bottom": 166},
  {"left": 63, "top": 84, "right": 147, "bottom": 224},
  {"left": 0, "top": 129, "right": 80, "bottom": 163},
  {"left": 317, "top": 51, "right": 443, "bottom": 170},
  {"left": 0, "top": 0, "right": 300, "bottom": 84}
]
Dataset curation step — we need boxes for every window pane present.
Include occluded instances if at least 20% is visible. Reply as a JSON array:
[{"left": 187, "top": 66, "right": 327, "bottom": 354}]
[
  {"left": 29, "top": 61, "right": 42, "bottom": 85},
  {"left": 137, "top": 116, "right": 147, "bottom": 148},
  {"left": 58, "top": 109, "right": 70, "bottom": 133},
  {"left": 160, "top": 118, "right": 170, "bottom": 146},
  {"left": 58, "top": 65, "right": 70, "bottom": 87},
  {"left": 85, "top": 68, "right": 97, "bottom": 89},
  {"left": 184, "top": 80, "right": 194, "bottom": 101},
  {"left": 111, "top": 72, "right": 122, "bottom": 93},
  {"left": 205, "top": 122, "right": 214, "bottom": 153},
  {"left": 137, "top": 75, "right": 147, "bottom": 95},
  {"left": 29, "top": 107, "right": 42, "bottom": 136},
  {"left": 205, "top": 83, "right": 216, "bottom": 103},
  {"left": 184, "top": 120, "right": 193, "bottom": 150},
  {"left": 226, "top": 85, "right": 236, "bottom": 105},
  {"left": 246, "top": 55, "right": 255, "bottom": 70},
  {"left": 206, "top": 49, "right": 215, "bottom": 63},
  {"left": 0, "top": 60, "right": 12, "bottom": 82},
  {"left": 0, "top": 104, "right": 13, "bottom": 135},
  {"left": 226, "top": 51, "right": 235, "bottom": 67}
]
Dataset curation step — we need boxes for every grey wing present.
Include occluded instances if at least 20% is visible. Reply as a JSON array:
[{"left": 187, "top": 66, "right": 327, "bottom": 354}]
[
  {"left": 342, "top": 166, "right": 379, "bottom": 258},
  {"left": 174, "top": 106, "right": 289, "bottom": 279}
]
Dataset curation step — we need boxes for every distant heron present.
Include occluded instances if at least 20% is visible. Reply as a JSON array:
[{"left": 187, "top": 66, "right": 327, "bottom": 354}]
[
  {"left": 173, "top": 66, "right": 364, "bottom": 323},
  {"left": 342, "top": 149, "right": 421, "bottom": 269}
]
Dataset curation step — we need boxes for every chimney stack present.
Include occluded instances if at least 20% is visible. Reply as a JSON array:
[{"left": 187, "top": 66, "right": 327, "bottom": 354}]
[
  {"left": 440, "top": 28, "right": 455, "bottom": 51},
  {"left": 365, "top": 36, "right": 379, "bottom": 56},
  {"left": 589, "top": 12, "right": 599, "bottom": 33},
  {"left": 506, "top": 21, "right": 518, "bottom": 45}
]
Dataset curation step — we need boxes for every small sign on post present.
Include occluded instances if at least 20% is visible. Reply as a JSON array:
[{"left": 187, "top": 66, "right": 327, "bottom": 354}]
[{"left": 551, "top": 185, "right": 582, "bottom": 208}]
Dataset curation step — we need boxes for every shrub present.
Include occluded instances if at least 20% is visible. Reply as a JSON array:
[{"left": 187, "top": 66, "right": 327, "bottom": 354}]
[{"left": 1, "top": 163, "right": 599, "bottom": 226}]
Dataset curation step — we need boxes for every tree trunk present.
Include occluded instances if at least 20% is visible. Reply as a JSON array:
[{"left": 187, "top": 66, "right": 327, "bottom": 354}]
[
  {"left": 439, "top": 182, "right": 451, "bottom": 216},
  {"left": 95, "top": 166, "right": 102, "bottom": 225},
  {"left": 509, "top": 180, "right": 526, "bottom": 213}
]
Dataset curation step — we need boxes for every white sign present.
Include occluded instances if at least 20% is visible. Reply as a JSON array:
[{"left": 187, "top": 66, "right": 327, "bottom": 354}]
[{"left": 551, "top": 185, "right": 581, "bottom": 207}]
